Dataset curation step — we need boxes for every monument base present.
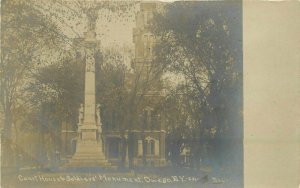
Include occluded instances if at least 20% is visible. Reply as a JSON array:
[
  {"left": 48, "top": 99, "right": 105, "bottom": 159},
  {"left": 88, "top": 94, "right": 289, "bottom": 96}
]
[{"left": 68, "top": 129, "right": 112, "bottom": 168}]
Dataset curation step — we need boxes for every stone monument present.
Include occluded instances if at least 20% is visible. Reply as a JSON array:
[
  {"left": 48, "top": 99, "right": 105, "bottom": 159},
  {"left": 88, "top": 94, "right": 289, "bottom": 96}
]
[{"left": 68, "top": 6, "right": 110, "bottom": 167}]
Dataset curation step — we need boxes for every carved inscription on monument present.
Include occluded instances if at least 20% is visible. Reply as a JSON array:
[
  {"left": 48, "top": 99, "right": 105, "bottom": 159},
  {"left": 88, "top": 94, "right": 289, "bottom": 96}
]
[{"left": 86, "top": 48, "right": 95, "bottom": 72}]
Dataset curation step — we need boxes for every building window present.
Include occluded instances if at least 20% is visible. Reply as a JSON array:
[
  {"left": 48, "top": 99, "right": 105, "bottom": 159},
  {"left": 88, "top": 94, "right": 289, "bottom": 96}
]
[
  {"left": 143, "top": 11, "right": 153, "bottom": 26},
  {"left": 151, "top": 113, "right": 157, "bottom": 129},
  {"left": 112, "top": 111, "right": 116, "bottom": 129},
  {"left": 143, "top": 11, "right": 148, "bottom": 26},
  {"left": 138, "top": 140, "right": 143, "bottom": 156},
  {"left": 150, "top": 140, "right": 155, "bottom": 155},
  {"left": 142, "top": 34, "right": 153, "bottom": 58},
  {"left": 143, "top": 110, "right": 148, "bottom": 128},
  {"left": 144, "top": 137, "right": 159, "bottom": 156},
  {"left": 143, "top": 107, "right": 154, "bottom": 128}
]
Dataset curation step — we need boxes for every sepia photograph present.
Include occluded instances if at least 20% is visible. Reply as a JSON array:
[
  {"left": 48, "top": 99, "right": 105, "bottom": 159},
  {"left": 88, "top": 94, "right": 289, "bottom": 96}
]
[{"left": 0, "top": 1, "right": 243, "bottom": 188}]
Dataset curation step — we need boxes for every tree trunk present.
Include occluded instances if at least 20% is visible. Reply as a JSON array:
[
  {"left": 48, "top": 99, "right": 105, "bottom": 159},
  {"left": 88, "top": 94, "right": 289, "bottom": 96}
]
[
  {"left": 14, "top": 120, "right": 20, "bottom": 171},
  {"left": 2, "top": 106, "right": 13, "bottom": 171}
]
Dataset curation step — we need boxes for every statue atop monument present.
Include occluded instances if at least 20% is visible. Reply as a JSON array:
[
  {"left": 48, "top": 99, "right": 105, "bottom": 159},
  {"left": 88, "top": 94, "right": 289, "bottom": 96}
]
[{"left": 85, "top": 6, "right": 98, "bottom": 32}]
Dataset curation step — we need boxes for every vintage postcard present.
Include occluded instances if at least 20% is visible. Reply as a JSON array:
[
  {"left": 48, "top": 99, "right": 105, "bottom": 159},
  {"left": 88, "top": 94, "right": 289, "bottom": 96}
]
[{"left": 1, "top": 1, "right": 244, "bottom": 188}]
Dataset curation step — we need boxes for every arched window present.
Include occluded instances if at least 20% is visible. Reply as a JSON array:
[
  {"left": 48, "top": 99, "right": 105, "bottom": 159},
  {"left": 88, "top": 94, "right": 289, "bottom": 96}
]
[
  {"left": 145, "top": 137, "right": 159, "bottom": 156},
  {"left": 143, "top": 107, "right": 153, "bottom": 128}
]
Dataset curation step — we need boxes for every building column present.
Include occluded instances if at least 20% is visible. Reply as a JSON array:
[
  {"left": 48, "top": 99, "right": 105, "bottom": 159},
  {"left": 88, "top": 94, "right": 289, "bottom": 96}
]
[
  {"left": 138, "top": 140, "right": 143, "bottom": 156},
  {"left": 160, "top": 131, "right": 166, "bottom": 165},
  {"left": 104, "top": 137, "right": 107, "bottom": 158},
  {"left": 125, "top": 138, "right": 129, "bottom": 167}
]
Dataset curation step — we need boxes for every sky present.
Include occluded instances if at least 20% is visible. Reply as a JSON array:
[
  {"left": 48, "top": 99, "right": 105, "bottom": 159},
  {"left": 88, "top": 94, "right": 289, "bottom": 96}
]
[
  {"left": 96, "top": 6, "right": 137, "bottom": 49},
  {"left": 28, "top": 1, "right": 140, "bottom": 67},
  {"left": 49, "top": 1, "right": 139, "bottom": 50}
]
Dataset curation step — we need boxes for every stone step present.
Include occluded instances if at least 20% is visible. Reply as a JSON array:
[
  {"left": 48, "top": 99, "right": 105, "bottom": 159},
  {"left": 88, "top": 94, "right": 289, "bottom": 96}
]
[
  {"left": 74, "top": 149, "right": 103, "bottom": 152},
  {"left": 76, "top": 143, "right": 103, "bottom": 147},
  {"left": 75, "top": 148, "right": 103, "bottom": 151},
  {"left": 75, "top": 150, "right": 104, "bottom": 152},
  {"left": 76, "top": 144, "right": 103, "bottom": 147},
  {"left": 75, "top": 149, "right": 104, "bottom": 152},
  {"left": 67, "top": 163, "right": 114, "bottom": 168},
  {"left": 72, "top": 152, "right": 105, "bottom": 155},
  {"left": 73, "top": 152, "right": 104, "bottom": 155},
  {"left": 77, "top": 144, "right": 102, "bottom": 148},
  {"left": 67, "top": 139, "right": 113, "bottom": 168},
  {"left": 71, "top": 156, "right": 106, "bottom": 159},
  {"left": 67, "top": 159, "right": 113, "bottom": 168},
  {"left": 69, "top": 160, "right": 108, "bottom": 163},
  {"left": 67, "top": 163, "right": 112, "bottom": 167},
  {"left": 72, "top": 152, "right": 106, "bottom": 156},
  {"left": 71, "top": 157, "right": 106, "bottom": 161},
  {"left": 68, "top": 157, "right": 109, "bottom": 162},
  {"left": 76, "top": 141, "right": 101, "bottom": 144}
]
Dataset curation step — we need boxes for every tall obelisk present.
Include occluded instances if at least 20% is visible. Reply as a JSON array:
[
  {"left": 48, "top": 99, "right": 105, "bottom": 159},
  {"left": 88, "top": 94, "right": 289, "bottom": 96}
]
[{"left": 69, "top": 7, "right": 109, "bottom": 167}]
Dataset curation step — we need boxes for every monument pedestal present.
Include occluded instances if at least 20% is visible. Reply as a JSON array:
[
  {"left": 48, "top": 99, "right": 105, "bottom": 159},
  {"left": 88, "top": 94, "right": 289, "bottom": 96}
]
[{"left": 68, "top": 127, "right": 111, "bottom": 167}]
